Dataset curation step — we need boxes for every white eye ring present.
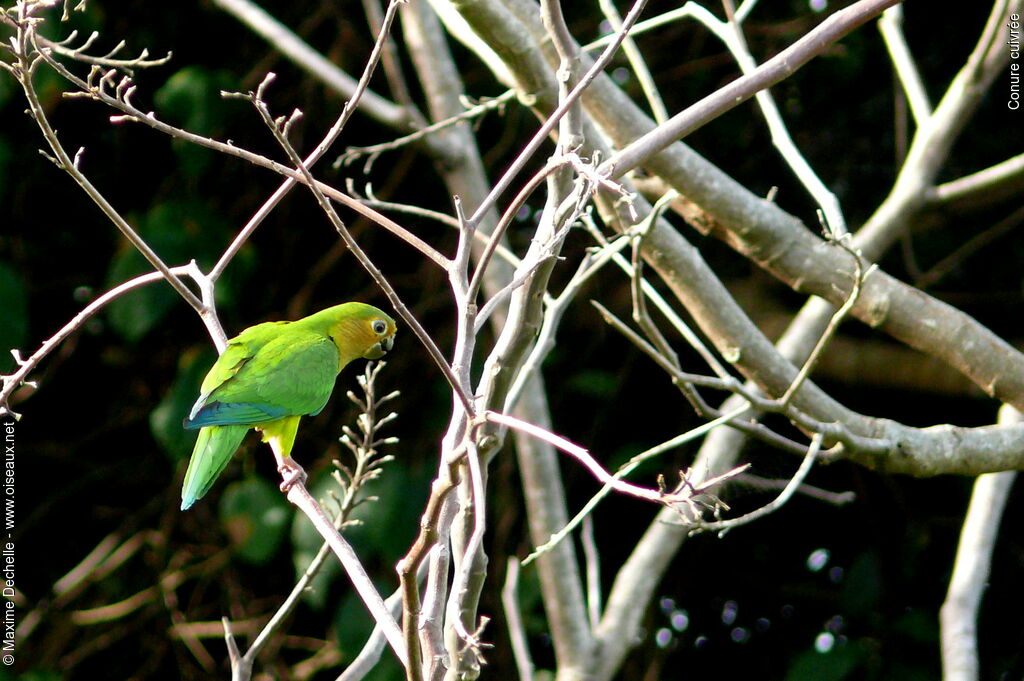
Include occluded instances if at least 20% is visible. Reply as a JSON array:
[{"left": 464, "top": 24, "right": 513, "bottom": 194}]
[{"left": 372, "top": 319, "right": 387, "bottom": 335}]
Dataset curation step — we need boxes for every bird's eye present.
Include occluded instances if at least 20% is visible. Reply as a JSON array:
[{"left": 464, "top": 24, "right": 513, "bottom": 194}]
[{"left": 372, "top": 319, "right": 387, "bottom": 335}]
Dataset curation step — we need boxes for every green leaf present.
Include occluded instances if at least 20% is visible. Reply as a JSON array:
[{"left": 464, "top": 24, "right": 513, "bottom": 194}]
[
  {"left": 565, "top": 368, "right": 619, "bottom": 400},
  {"left": 332, "top": 592, "right": 405, "bottom": 681},
  {"left": 839, "top": 552, "right": 883, "bottom": 615},
  {"left": 333, "top": 591, "right": 375, "bottom": 654},
  {"left": 106, "top": 199, "right": 229, "bottom": 341},
  {"left": 784, "top": 644, "right": 861, "bottom": 681},
  {"left": 341, "top": 462, "right": 423, "bottom": 560},
  {"left": 154, "top": 67, "right": 234, "bottom": 134},
  {"left": 150, "top": 347, "right": 216, "bottom": 461},
  {"left": 291, "top": 472, "right": 342, "bottom": 611},
  {"left": 219, "top": 477, "right": 293, "bottom": 565},
  {"left": 891, "top": 608, "right": 938, "bottom": 644},
  {"left": 0, "top": 670, "right": 63, "bottom": 681},
  {"left": 0, "top": 136, "right": 11, "bottom": 203},
  {"left": 0, "top": 262, "right": 29, "bottom": 373},
  {"left": 154, "top": 67, "right": 237, "bottom": 178},
  {"left": 0, "top": 69, "right": 13, "bottom": 110}
]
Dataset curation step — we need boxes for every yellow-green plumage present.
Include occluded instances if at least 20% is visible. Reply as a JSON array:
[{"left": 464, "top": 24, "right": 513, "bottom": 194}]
[{"left": 180, "top": 302, "right": 397, "bottom": 510}]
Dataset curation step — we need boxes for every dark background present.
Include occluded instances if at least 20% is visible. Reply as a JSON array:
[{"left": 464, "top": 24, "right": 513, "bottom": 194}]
[{"left": 1, "top": 1, "right": 1022, "bottom": 679}]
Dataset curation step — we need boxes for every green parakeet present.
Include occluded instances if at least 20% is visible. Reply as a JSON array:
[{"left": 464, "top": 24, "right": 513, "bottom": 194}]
[{"left": 180, "top": 302, "right": 397, "bottom": 510}]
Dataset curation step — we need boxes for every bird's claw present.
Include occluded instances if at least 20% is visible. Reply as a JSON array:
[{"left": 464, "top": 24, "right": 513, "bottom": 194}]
[{"left": 278, "top": 458, "right": 308, "bottom": 492}]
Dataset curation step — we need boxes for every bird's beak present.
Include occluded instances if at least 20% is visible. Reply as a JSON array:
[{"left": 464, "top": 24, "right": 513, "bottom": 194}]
[{"left": 364, "top": 334, "right": 394, "bottom": 359}]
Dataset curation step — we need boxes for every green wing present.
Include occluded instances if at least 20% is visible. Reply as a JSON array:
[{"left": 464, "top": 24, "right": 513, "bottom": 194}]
[{"left": 187, "top": 331, "right": 340, "bottom": 427}]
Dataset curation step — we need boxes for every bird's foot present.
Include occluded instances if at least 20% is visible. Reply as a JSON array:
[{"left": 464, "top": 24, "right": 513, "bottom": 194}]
[{"left": 278, "top": 458, "right": 308, "bottom": 493}]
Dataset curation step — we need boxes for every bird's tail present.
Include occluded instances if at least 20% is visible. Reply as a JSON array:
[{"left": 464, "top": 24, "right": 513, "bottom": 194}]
[{"left": 180, "top": 425, "right": 249, "bottom": 510}]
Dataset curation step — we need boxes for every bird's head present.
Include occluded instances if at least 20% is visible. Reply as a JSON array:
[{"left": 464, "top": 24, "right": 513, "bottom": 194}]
[
  {"left": 318, "top": 302, "right": 397, "bottom": 365},
  {"left": 361, "top": 313, "right": 397, "bottom": 359}
]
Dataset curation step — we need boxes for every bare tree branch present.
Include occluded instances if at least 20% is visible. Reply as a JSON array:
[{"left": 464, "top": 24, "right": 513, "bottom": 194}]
[
  {"left": 600, "top": 0, "right": 901, "bottom": 177},
  {"left": 210, "top": 0, "right": 412, "bottom": 131},
  {"left": 940, "top": 407, "right": 1019, "bottom": 681}
]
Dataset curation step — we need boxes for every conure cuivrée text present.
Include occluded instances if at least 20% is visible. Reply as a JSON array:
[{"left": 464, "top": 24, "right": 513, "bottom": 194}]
[{"left": 180, "top": 302, "right": 397, "bottom": 510}]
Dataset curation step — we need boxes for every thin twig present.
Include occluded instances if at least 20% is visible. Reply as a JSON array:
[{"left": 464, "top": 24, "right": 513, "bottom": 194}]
[
  {"left": 598, "top": 0, "right": 668, "bottom": 123},
  {"left": 928, "top": 152, "right": 1024, "bottom": 211},
  {"left": 878, "top": 6, "right": 932, "bottom": 124},
  {"left": 484, "top": 410, "right": 749, "bottom": 513},
  {"left": 501, "top": 559, "right": 535, "bottom": 681},
  {"left": 580, "top": 214, "right": 733, "bottom": 381},
  {"left": 780, "top": 235, "right": 874, "bottom": 407},
  {"left": 626, "top": 191, "right": 716, "bottom": 409},
  {"left": 1, "top": 263, "right": 221, "bottom": 418},
  {"left": 601, "top": 0, "right": 901, "bottom": 178},
  {"left": 580, "top": 516, "right": 602, "bottom": 632},
  {"left": 714, "top": 0, "right": 848, "bottom": 235},
  {"left": 736, "top": 472, "right": 855, "bottom": 506},
  {"left": 685, "top": 433, "right": 824, "bottom": 534},
  {"left": 464, "top": 0, "right": 651, "bottom": 229},
  {"left": 12, "top": 8, "right": 205, "bottom": 313},
  {"left": 338, "top": 92, "right": 515, "bottom": 169},
  {"left": 250, "top": 76, "right": 473, "bottom": 414},
  {"left": 35, "top": 29, "right": 172, "bottom": 72},
  {"left": 522, "top": 406, "right": 749, "bottom": 565},
  {"left": 916, "top": 206, "right": 1024, "bottom": 290}
]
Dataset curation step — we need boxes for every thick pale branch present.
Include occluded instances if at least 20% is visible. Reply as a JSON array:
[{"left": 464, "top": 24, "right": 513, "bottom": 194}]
[
  {"left": 452, "top": 0, "right": 1024, "bottom": 478},
  {"left": 461, "top": 0, "right": 1024, "bottom": 433},
  {"left": 600, "top": 0, "right": 901, "bottom": 177},
  {"left": 672, "top": 196, "right": 1024, "bottom": 413},
  {"left": 436, "top": 6, "right": 1024, "bottom": 681},
  {"left": 940, "top": 407, "right": 1019, "bottom": 681},
  {"left": 928, "top": 152, "right": 1024, "bottom": 211}
]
